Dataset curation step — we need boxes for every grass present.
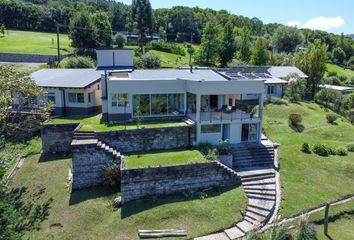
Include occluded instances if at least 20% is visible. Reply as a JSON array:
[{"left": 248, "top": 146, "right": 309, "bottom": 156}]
[
  {"left": 125, "top": 149, "right": 206, "bottom": 169},
  {"left": 326, "top": 63, "right": 354, "bottom": 80},
  {"left": 0, "top": 30, "right": 73, "bottom": 55},
  {"left": 49, "top": 114, "right": 187, "bottom": 132},
  {"left": 10, "top": 153, "right": 247, "bottom": 240},
  {"left": 263, "top": 102, "right": 354, "bottom": 218}
]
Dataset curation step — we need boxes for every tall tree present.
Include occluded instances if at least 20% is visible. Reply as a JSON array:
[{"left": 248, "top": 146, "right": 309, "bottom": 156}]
[
  {"left": 237, "top": 27, "right": 251, "bottom": 63},
  {"left": 219, "top": 21, "right": 236, "bottom": 67},
  {"left": 92, "top": 11, "right": 113, "bottom": 47},
  {"left": 131, "top": 0, "right": 153, "bottom": 48},
  {"left": 271, "top": 25, "right": 304, "bottom": 53},
  {"left": 250, "top": 37, "right": 270, "bottom": 65},
  {"left": 195, "top": 22, "right": 221, "bottom": 66},
  {"left": 293, "top": 39, "right": 328, "bottom": 99}
]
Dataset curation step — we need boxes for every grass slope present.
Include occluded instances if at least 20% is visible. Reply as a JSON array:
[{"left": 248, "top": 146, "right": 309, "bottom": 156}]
[
  {"left": 125, "top": 149, "right": 206, "bottom": 169},
  {"left": 326, "top": 63, "right": 354, "bottom": 80},
  {"left": 0, "top": 30, "right": 72, "bottom": 55},
  {"left": 49, "top": 114, "right": 187, "bottom": 132},
  {"left": 263, "top": 102, "right": 354, "bottom": 217},
  {"left": 10, "top": 154, "right": 246, "bottom": 240}
]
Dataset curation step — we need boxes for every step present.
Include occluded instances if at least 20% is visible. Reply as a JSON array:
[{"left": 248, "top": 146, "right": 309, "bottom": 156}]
[
  {"left": 237, "top": 169, "right": 275, "bottom": 177},
  {"left": 241, "top": 174, "right": 275, "bottom": 182},
  {"left": 245, "top": 211, "right": 267, "bottom": 222},
  {"left": 224, "top": 226, "right": 245, "bottom": 240},
  {"left": 243, "top": 178, "right": 276, "bottom": 186},
  {"left": 195, "top": 232, "right": 230, "bottom": 240},
  {"left": 233, "top": 155, "right": 274, "bottom": 160},
  {"left": 247, "top": 206, "right": 271, "bottom": 218},
  {"left": 236, "top": 220, "right": 255, "bottom": 233},
  {"left": 245, "top": 190, "right": 276, "bottom": 197},
  {"left": 248, "top": 200, "right": 275, "bottom": 211},
  {"left": 234, "top": 161, "right": 274, "bottom": 167},
  {"left": 247, "top": 193, "right": 276, "bottom": 201},
  {"left": 244, "top": 186, "right": 276, "bottom": 192}
]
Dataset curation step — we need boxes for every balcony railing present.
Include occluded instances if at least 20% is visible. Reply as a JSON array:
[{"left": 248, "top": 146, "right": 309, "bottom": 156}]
[{"left": 199, "top": 109, "right": 260, "bottom": 123}]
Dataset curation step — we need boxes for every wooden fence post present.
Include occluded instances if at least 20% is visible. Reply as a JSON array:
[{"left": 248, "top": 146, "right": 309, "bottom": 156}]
[{"left": 324, "top": 202, "right": 330, "bottom": 235}]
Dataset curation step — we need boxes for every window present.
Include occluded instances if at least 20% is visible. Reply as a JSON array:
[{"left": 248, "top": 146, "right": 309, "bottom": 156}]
[
  {"left": 267, "top": 86, "right": 275, "bottom": 95},
  {"left": 151, "top": 94, "right": 167, "bottom": 115},
  {"left": 201, "top": 124, "right": 221, "bottom": 134},
  {"left": 47, "top": 92, "right": 56, "bottom": 104},
  {"left": 88, "top": 93, "right": 91, "bottom": 103},
  {"left": 133, "top": 94, "right": 150, "bottom": 115},
  {"left": 68, "top": 93, "right": 84, "bottom": 103},
  {"left": 249, "top": 124, "right": 258, "bottom": 141},
  {"left": 133, "top": 94, "right": 185, "bottom": 116},
  {"left": 97, "top": 84, "right": 100, "bottom": 90},
  {"left": 168, "top": 94, "right": 184, "bottom": 114},
  {"left": 112, "top": 93, "right": 129, "bottom": 107}
]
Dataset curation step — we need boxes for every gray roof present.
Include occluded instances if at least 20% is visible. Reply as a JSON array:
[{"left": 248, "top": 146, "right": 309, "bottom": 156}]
[
  {"left": 110, "top": 69, "right": 229, "bottom": 82},
  {"left": 31, "top": 69, "right": 103, "bottom": 88},
  {"left": 319, "top": 84, "right": 354, "bottom": 92},
  {"left": 268, "top": 66, "right": 308, "bottom": 78}
]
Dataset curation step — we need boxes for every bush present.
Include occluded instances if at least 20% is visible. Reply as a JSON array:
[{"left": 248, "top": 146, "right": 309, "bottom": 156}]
[
  {"left": 327, "top": 71, "right": 337, "bottom": 77},
  {"left": 266, "top": 97, "right": 288, "bottom": 105},
  {"left": 288, "top": 113, "right": 302, "bottom": 126},
  {"left": 149, "top": 41, "right": 186, "bottom": 56},
  {"left": 294, "top": 217, "right": 317, "bottom": 240},
  {"left": 326, "top": 113, "right": 338, "bottom": 123},
  {"left": 198, "top": 143, "right": 213, "bottom": 155},
  {"left": 347, "top": 144, "right": 354, "bottom": 152},
  {"left": 313, "top": 144, "right": 329, "bottom": 156},
  {"left": 338, "top": 75, "right": 347, "bottom": 82},
  {"left": 114, "top": 33, "right": 125, "bottom": 48},
  {"left": 60, "top": 56, "right": 95, "bottom": 68},
  {"left": 336, "top": 147, "right": 348, "bottom": 156},
  {"left": 301, "top": 142, "right": 311, "bottom": 154},
  {"left": 136, "top": 52, "right": 161, "bottom": 69},
  {"left": 101, "top": 164, "right": 120, "bottom": 187},
  {"left": 205, "top": 149, "right": 218, "bottom": 161}
]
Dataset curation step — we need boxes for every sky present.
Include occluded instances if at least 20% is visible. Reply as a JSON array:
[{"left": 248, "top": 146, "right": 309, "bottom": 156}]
[{"left": 117, "top": 0, "right": 354, "bottom": 34}]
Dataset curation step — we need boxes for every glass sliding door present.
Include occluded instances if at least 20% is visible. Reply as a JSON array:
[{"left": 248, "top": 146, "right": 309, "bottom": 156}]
[
  {"left": 241, "top": 123, "right": 259, "bottom": 142},
  {"left": 151, "top": 94, "right": 168, "bottom": 115},
  {"left": 168, "top": 94, "right": 184, "bottom": 115},
  {"left": 133, "top": 94, "right": 150, "bottom": 116}
]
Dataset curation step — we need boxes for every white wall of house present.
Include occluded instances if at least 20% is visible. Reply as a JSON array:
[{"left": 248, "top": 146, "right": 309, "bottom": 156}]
[
  {"left": 96, "top": 49, "right": 134, "bottom": 68},
  {"left": 229, "top": 123, "right": 242, "bottom": 144},
  {"left": 265, "top": 84, "right": 283, "bottom": 98}
]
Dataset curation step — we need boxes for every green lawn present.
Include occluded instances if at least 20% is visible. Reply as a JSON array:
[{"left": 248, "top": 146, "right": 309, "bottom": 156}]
[
  {"left": 10, "top": 153, "right": 246, "bottom": 240},
  {"left": 263, "top": 102, "right": 354, "bottom": 218},
  {"left": 49, "top": 114, "right": 187, "bottom": 132},
  {"left": 0, "top": 30, "right": 73, "bottom": 55},
  {"left": 125, "top": 149, "right": 206, "bottom": 169},
  {"left": 326, "top": 63, "right": 354, "bottom": 80}
]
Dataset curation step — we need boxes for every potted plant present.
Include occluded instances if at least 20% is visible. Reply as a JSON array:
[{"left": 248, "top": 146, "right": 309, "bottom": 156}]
[{"left": 218, "top": 139, "right": 233, "bottom": 168}]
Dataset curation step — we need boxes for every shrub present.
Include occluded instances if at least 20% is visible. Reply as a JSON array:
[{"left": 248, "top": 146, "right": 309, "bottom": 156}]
[
  {"left": 326, "top": 113, "right": 338, "bottom": 123},
  {"left": 60, "top": 56, "right": 95, "bottom": 68},
  {"left": 102, "top": 164, "right": 120, "bottom": 187},
  {"left": 338, "top": 75, "right": 347, "bottom": 82},
  {"left": 218, "top": 139, "right": 230, "bottom": 155},
  {"left": 347, "top": 144, "right": 354, "bottom": 152},
  {"left": 313, "top": 144, "right": 329, "bottom": 156},
  {"left": 336, "top": 147, "right": 348, "bottom": 156},
  {"left": 294, "top": 216, "right": 317, "bottom": 240},
  {"left": 288, "top": 113, "right": 302, "bottom": 126},
  {"left": 327, "top": 71, "right": 337, "bottom": 77},
  {"left": 327, "top": 147, "right": 336, "bottom": 156},
  {"left": 136, "top": 52, "right": 161, "bottom": 69},
  {"left": 301, "top": 142, "right": 311, "bottom": 154},
  {"left": 205, "top": 149, "right": 218, "bottom": 161},
  {"left": 149, "top": 41, "right": 186, "bottom": 56},
  {"left": 267, "top": 97, "right": 288, "bottom": 105},
  {"left": 114, "top": 33, "right": 125, "bottom": 48}
]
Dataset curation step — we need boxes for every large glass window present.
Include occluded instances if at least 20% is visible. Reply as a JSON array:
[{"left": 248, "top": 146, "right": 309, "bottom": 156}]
[
  {"left": 47, "top": 92, "right": 56, "bottom": 104},
  {"left": 168, "top": 94, "right": 184, "bottom": 114},
  {"left": 133, "top": 95, "right": 150, "bottom": 115},
  {"left": 187, "top": 92, "right": 196, "bottom": 114},
  {"left": 151, "top": 94, "right": 167, "bottom": 115},
  {"left": 112, "top": 93, "right": 129, "bottom": 107},
  {"left": 201, "top": 124, "right": 221, "bottom": 134},
  {"left": 68, "top": 93, "right": 84, "bottom": 103}
]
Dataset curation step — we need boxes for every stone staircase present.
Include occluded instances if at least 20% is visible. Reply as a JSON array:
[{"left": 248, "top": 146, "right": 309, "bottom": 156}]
[
  {"left": 184, "top": 117, "right": 196, "bottom": 126},
  {"left": 72, "top": 131, "right": 96, "bottom": 140},
  {"left": 230, "top": 143, "right": 275, "bottom": 171}
]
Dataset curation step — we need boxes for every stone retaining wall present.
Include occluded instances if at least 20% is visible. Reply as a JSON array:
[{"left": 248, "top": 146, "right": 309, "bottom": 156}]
[
  {"left": 41, "top": 123, "right": 80, "bottom": 154},
  {"left": 95, "top": 125, "right": 196, "bottom": 153},
  {"left": 121, "top": 161, "right": 240, "bottom": 203},
  {"left": 0, "top": 53, "right": 69, "bottom": 63}
]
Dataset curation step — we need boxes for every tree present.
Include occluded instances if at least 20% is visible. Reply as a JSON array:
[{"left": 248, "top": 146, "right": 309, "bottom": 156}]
[
  {"left": 92, "top": 11, "right": 113, "bottom": 47},
  {"left": 0, "top": 65, "right": 52, "bottom": 139},
  {"left": 331, "top": 47, "right": 346, "bottom": 64},
  {"left": 272, "top": 25, "right": 304, "bottom": 53},
  {"left": 114, "top": 33, "right": 126, "bottom": 48},
  {"left": 69, "top": 10, "right": 98, "bottom": 51},
  {"left": 219, "top": 21, "right": 236, "bottom": 67},
  {"left": 285, "top": 73, "right": 306, "bottom": 102},
  {"left": 0, "top": 24, "right": 5, "bottom": 37},
  {"left": 250, "top": 37, "right": 270, "bottom": 65},
  {"left": 131, "top": 0, "right": 153, "bottom": 49},
  {"left": 237, "top": 27, "right": 251, "bottom": 63},
  {"left": 136, "top": 52, "right": 161, "bottom": 69},
  {"left": 293, "top": 39, "right": 328, "bottom": 99},
  {"left": 195, "top": 22, "right": 221, "bottom": 66}
]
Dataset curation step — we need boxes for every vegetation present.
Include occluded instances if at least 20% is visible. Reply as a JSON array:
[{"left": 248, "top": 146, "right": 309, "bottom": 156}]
[
  {"left": 271, "top": 25, "right": 304, "bottom": 53},
  {"left": 49, "top": 114, "right": 187, "bottom": 132},
  {"left": 219, "top": 21, "right": 237, "bottom": 67},
  {"left": 125, "top": 149, "right": 206, "bottom": 169},
  {"left": 114, "top": 33, "right": 126, "bottom": 48},
  {"left": 288, "top": 113, "right": 302, "bottom": 126},
  {"left": 195, "top": 22, "right": 221, "bottom": 66},
  {"left": 347, "top": 144, "right": 354, "bottom": 152},
  {"left": 135, "top": 52, "right": 161, "bottom": 69},
  {"left": 8, "top": 153, "right": 246, "bottom": 239},
  {"left": 59, "top": 56, "right": 95, "bottom": 68},
  {"left": 264, "top": 102, "right": 354, "bottom": 217},
  {"left": 301, "top": 142, "right": 311, "bottom": 154},
  {"left": 0, "top": 30, "right": 72, "bottom": 55},
  {"left": 250, "top": 37, "right": 270, "bottom": 66},
  {"left": 149, "top": 41, "right": 186, "bottom": 56},
  {"left": 131, "top": 0, "right": 153, "bottom": 50},
  {"left": 285, "top": 74, "right": 307, "bottom": 102},
  {"left": 101, "top": 164, "right": 120, "bottom": 187},
  {"left": 335, "top": 147, "right": 348, "bottom": 156},
  {"left": 325, "top": 113, "right": 338, "bottom": 124}
]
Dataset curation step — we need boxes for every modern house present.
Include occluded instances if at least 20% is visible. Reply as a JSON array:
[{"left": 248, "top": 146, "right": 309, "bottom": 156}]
[
  {"left": 28, "top": 69, "right": 103, "bottom": 116},
  {"left": 97, "top": 49, "right": 265, "bottom": 145}
]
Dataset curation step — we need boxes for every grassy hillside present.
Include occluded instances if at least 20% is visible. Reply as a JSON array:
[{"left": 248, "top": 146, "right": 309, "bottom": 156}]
[
  {"left": 263, "top": 102, "right": 354, "bottom": 217},
  {"left": 0, "top": 30, "right": 73, "bottom": 55},
  {"left": 326, "top": 63, "right": 354, "bottom": 80}
]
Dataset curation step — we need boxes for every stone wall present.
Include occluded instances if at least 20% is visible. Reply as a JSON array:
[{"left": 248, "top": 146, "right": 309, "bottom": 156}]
[
  {"left": 121, "top": 161, "right": 240, "bottom": 203},
  {"left": 41, "top": 123, "right": 80, "bottom": 154},
  {"left": 71, "top": 142, "right": 119, "bottom": 189},
  {"left": 0, "top": 53, "right": 70, "bottom": 63},
  {"left": 95, "top": 125, "right": 196, "bottom": 153}
]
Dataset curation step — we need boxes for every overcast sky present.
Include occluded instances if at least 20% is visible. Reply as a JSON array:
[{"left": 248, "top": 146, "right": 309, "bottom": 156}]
[{"left": 117, "top": 0, "right": 353, "bottom": 34}]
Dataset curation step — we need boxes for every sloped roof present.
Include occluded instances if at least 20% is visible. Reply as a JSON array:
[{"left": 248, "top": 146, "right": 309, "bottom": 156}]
[
  {"left": 268, "top": 66, "right": 308, "bottom": 78},
  {"left": 31, "top": 69, "right": 103, "bottom": 88},
  {"left": 319, "top": 84, "right": 354, "bottom": 92}
]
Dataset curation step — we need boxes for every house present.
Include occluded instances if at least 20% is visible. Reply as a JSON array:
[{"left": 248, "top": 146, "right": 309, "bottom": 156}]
[
  {"left": 319, "top": 84, "right": 354, "bottom": 94},
  {"left": 116, "top": 31, "right": 161, "bottom": 46},
  {"left": 29, "top": 69, "right": 103, "bottom": 116},
  {"left": 97, "top": 49, "right": 265, "bottom": 145}
]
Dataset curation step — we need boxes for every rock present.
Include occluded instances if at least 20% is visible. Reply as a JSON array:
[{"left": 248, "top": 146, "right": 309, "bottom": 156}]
[{"left": 113, "top": 196, "right": 122, "bottom": 209}]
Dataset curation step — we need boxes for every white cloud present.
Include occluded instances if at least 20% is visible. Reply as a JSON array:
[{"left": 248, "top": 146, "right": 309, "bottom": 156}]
[
  {"left": 286, "top": 20, "right": 302, "bottom": 28},
  {"left": 302, "top": 16, "right": 345, "bottom": 31}
]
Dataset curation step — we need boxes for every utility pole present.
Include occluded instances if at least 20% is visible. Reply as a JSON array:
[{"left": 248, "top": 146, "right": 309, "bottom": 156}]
[
  {"left": 188, "top": 32, "right": 193, "bottom": 73},
  {"left": 56, "top": 23, "right": 61, "bottom": 65}
]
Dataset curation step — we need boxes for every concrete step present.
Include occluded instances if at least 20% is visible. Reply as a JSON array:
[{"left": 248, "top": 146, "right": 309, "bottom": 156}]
[
  {"left": 248, "top": 199, "right": 275, "bottom": 211},
  {"left": 236, "top": 220, "right": 255, "bottom": 233},
  {"left": 237, "top": 168, "right": 275, "bottom": 177},
  {"left": 241, "top": 174, "right": 275, "bottom": 182},
  {"left": 247, "top": 206, "right": 271, "bottom": 218},
  {"left": 195, "top": 232, "right": 230, "bottom": 240},
  {"left": 244, "top": 211, "right": 267, "bottom": 223},
  {"left": 224, "top": 226, "right": 245, "bottom": 240},
  {"left": 245, "top": 190, "right": 276, "bottom": 197},
  {"left": 244, "top": 186, "right": 276, "bottom": 192}
]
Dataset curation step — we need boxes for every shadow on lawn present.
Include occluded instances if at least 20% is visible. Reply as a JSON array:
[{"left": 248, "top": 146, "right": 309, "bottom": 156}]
[
  {"left": 38, "top": 153, "right": 71, "bottom": 163},
  {"left": 69, "top": 186, "right": 118, "bottom": 205},
  {"left": 121, "top": 186, "right": 240, "bottom": 219}
]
